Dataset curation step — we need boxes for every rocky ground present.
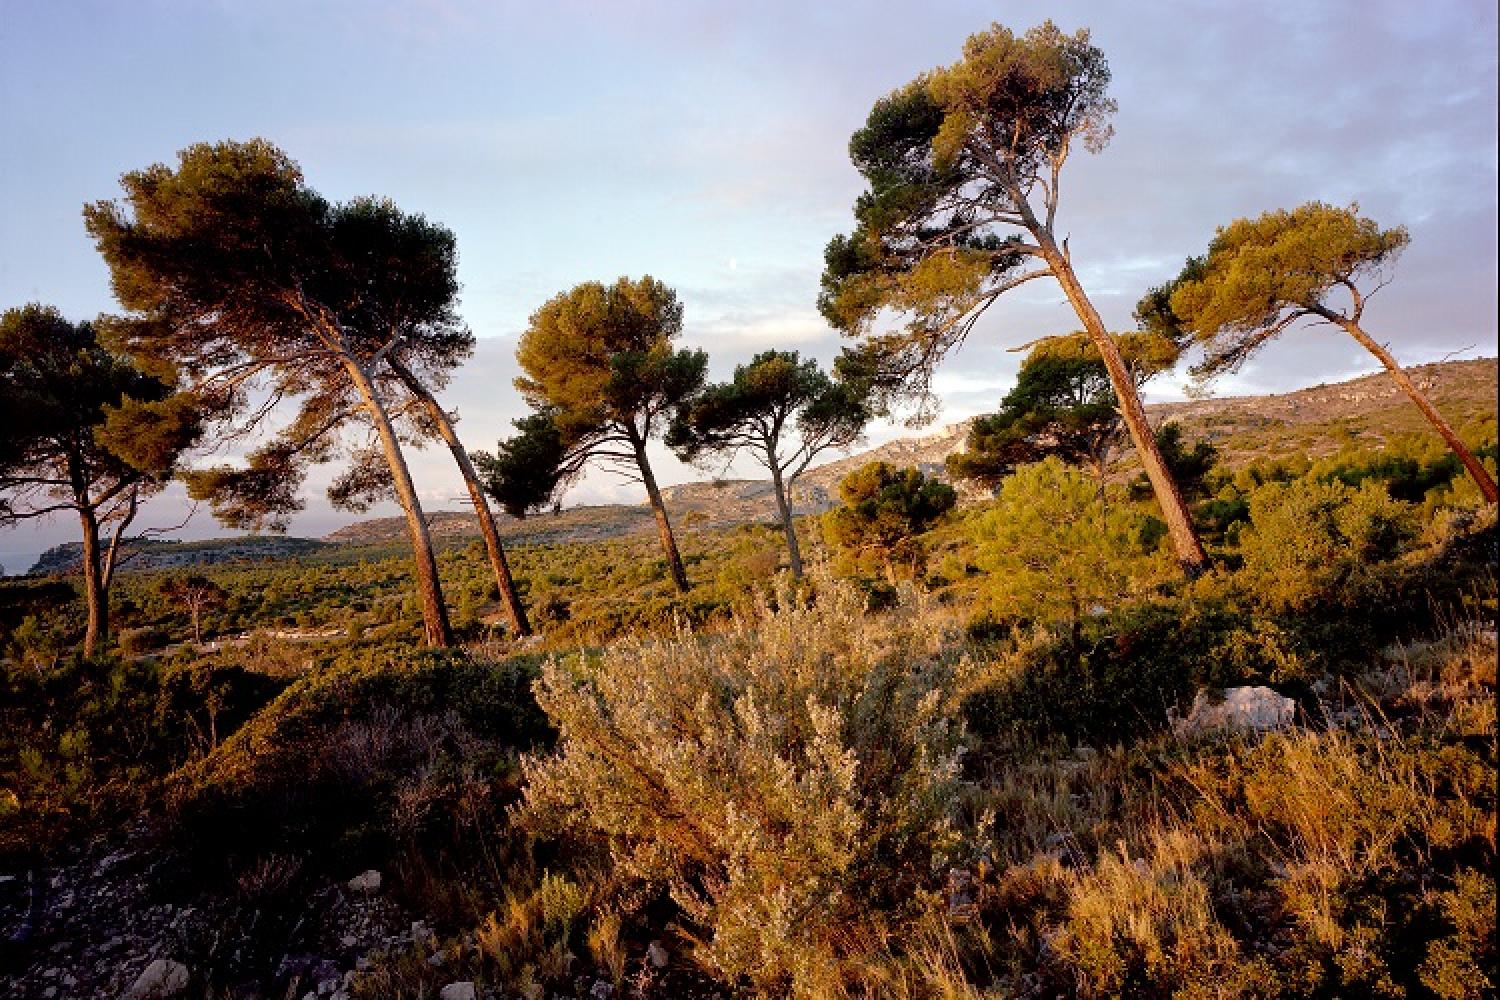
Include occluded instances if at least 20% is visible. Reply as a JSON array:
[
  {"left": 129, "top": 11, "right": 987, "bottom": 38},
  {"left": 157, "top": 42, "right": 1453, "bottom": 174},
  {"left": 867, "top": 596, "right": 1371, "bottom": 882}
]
[
  {"left": 1, "top": 830, "right": 434, "bottom": 999},
  {"left": 1, "top": 827, "right": 726, "bottom": 999}
]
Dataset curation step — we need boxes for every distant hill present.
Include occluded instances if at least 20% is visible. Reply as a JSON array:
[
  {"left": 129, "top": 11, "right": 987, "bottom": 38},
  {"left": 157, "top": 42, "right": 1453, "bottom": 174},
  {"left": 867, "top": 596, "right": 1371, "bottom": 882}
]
[
  {"left": 28, "top": 535, "right": 327, "bottom": 576},
  {"left": 1149, "top": 358, "right": 1497, "bottom": 465},
  {"left": 326, "top": 359, "right": 1495, "bottom": 549}
]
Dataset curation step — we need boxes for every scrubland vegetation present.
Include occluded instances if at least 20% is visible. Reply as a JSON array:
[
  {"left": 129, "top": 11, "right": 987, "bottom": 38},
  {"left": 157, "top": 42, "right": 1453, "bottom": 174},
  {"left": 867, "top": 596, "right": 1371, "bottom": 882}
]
[
  {"left": 2, "top": 397, "right": 1495, "bottom": 997},
  {"left": 2, "top": 15, "right": 1497, "bottom": 1000}
]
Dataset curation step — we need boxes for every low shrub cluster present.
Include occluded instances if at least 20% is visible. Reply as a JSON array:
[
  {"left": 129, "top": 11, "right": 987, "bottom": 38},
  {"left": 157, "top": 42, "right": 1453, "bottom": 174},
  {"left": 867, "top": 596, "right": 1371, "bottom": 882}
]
[
  {"left": 520, "top": 578, "right": 970, "bottom": 996},
  {"left": 0, "top": 654, "right": 286, "bottom": 861}
]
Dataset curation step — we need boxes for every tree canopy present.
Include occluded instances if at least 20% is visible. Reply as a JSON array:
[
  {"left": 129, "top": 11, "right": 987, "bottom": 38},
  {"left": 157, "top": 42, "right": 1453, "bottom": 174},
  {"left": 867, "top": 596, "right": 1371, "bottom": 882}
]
[
  {"left": 668, "top": 350, "right": 869, "bottom": 576},
  {"left": 819, "top": 20, "right": 1208, "bottom": 571},
  {"left": 1154, "top": 202, "right": 1496, "bottom": 504},
  {"left": 474, "top": 410, "right": 568, "bottom": 520},
  {"left": 819, "top": 21, "right": 1114, "bottom": 410},
  {"left": 1156, "top": 202, "right": 1409, "bottom": 380},
  {"left": 85, "top": 138, "right": 475, "bottom": 644},
  {"left": 508, "top": 276, "right": 707, "bottom": 591},
  {"left": 0, "top": 304, "right": 201, "bottom": 653},
  {"left": 948, "top": 331, "right": 1177, "bottom": 490}
]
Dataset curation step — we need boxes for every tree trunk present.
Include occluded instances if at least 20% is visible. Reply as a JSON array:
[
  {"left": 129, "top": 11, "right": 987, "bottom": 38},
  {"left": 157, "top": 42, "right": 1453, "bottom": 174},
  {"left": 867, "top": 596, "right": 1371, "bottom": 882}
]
[
  {"left": 78, "top": 506, "right": 107, "bottom": 657},
  {"left": 389, "top": 360, "right": 532, "bottom": 636},
  {"left": 100, "top": 485, "right": 139, "bottom": 595},
  {"left": 345, "top": 360, "right": 454, "bottom": 647},
  {"left": 1342, "top": 321, "right": 1498, "bottom": 504},
  {"left": 630, "top": 430, "right": 690, "bottom": 592},
  {"left": 769, "top": 461, "right": 805, "bottom": 578},
  {"left": 1037, "top": 237, "right": 1209, "bottom": 574}
]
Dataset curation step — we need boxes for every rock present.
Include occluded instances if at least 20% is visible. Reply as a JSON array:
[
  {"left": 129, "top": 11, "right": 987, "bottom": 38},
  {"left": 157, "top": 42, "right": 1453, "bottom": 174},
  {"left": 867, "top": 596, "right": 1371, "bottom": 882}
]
[
  {"left": 340, "top": 934, "right": 358, "bottom": 948},
  {"left": 946, "top": 867, "right": 977, "bottom": 920},
  {"left": 346, "top": 870, "right": 382, "bottom": 893},
  {"left": 438, "top": 983, "right": 478, "bottom": 1000},
  {"left": 1174, "top": 686, "right": 1295, "bottom": 736},
  {"left": 124, "top": 958, "right": 191, "bottom": 998},
  {"left": 647, "top": 939, "right": 669, "bottom": 969},
  {"left": 590, "top": 981, "right": 615, "bottom": 999}
]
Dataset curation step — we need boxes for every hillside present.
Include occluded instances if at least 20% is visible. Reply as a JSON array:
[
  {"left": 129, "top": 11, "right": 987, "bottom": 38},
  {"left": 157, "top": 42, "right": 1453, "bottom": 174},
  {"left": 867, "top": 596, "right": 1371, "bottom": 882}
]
[
  {"left": 28, "top": 535, "right": 327, "bottom": 576},
  {"left": 329, "top": 358, "right": 1498, "bottom": 547},
  {"left": 1150, "top": 357, "right": 1497, "bottom": 465}
]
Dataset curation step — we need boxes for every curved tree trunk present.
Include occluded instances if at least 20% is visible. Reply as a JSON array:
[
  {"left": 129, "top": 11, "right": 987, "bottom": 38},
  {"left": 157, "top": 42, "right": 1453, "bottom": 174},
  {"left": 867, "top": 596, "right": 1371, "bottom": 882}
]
[
  {"left": 1342, "top": 321, "right": 1498, "bottom": 504},
  {"left": 1037, "top": 237, "right": 1209, "bottom": 575},
  {"left": 769, "top": 462, "right": 805, "bottom": 578},
  {"left": 99, "top": 486, "right": 139, "bottom": 596},
  {"left": 388, "top": 360, "right": 532, "bottom": 636},
  {"left": 346, "top": 360, "right": 454, "bottom": 647},
  {"left": 78, "top": 506, "right": 107, "bottom": 657},
  {"left": 630, "top": 430, "right": 690, "bottom": 593}
]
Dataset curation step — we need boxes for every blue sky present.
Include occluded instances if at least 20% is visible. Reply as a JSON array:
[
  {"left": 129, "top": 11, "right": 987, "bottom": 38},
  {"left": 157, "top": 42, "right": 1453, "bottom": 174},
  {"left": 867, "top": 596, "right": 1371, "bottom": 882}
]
[{"left": 2, "top": 0, "right": 1496, "bottom": 569}]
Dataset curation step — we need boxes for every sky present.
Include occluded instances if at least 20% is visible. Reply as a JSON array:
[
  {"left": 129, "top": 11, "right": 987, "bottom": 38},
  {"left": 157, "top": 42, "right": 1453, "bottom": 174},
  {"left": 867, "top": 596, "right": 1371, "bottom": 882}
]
[{"left": 1, "top": 0, "right": 1496, "bottom": 571}]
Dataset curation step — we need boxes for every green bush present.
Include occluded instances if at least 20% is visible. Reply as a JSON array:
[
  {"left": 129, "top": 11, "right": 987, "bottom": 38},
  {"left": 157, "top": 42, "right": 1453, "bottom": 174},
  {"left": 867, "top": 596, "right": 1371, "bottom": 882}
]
[
  {"left": 0, "top": 654, "right": 287, "bottom": 860},
  {"left": 970, "top": 458, "right": 1173, "bottom": 631},
  {"left": 117, "top": 625, "right": 169, "bottom": 655},
  {"left": 521, "top": 577, "right": 968, "bottom": 995},
  {"left": 168, "top": 647, "right": 549, "bottom": 877},
  {"left": 1237, "top": 477, "right": 1415, "bottom": 610}
]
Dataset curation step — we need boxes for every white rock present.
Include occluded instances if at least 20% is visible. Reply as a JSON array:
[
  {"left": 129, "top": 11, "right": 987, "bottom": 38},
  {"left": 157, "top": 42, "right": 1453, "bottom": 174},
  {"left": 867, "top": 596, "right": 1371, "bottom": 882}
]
[
  {"left": 124, "top": 958, "right": 190, "bottom": 998},
  {"left": 438, "top": 983, "right": 478, "bottom": 1000},
  {"left": 1175, "top": 686, "right": 1295, "bottom": 736},
  {"left": 346, "top": 870, "right": 382, "bottom": 893},
  {"left": 647, "top": 940, "right": 669, "bottom": 968}
]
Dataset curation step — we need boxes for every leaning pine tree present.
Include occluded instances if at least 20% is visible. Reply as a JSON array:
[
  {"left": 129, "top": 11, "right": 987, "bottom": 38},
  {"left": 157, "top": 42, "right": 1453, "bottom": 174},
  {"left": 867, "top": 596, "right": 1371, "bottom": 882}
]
[
  {"left": 85, "top": 139, "right": 493, "bottom": 646},
  {"left": 819, "top": 20, "right": 1208, "bottom": 573},
  {"left": 1152, "top": 202, "right": 1497, "bottom": 505}
]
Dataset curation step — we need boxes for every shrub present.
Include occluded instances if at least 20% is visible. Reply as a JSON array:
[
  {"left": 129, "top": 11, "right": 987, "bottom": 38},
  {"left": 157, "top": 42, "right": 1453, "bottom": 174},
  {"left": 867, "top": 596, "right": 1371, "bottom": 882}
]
[
  {"left": 117, "top": 625, "right": 169, "bottom": 655},
  {"left": 0, "top": 654, "right": 287, "bottom": 860},
  {"left": 1054, "top": 829, "right": 1264, "bottom": 997},
  {"left": 520, "top": 577, "right": 969, "bottom": 995},
  {"left": 822, "top": 462, "right": 956, "bottom": 582},
  {"left": 1237, "top": 477, "right": 1415, "bottom": 610},
  {"left": 169, "top": 647, "right": 549, "bottom": 875},
  {"left": 971, "top": 458, "right": 1173, "bottom": 631}
]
